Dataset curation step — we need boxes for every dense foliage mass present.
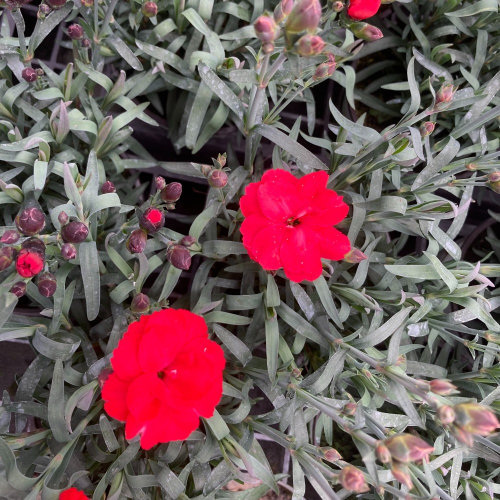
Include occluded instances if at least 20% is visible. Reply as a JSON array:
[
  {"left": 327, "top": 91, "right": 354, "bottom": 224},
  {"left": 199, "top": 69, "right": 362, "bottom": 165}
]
[{"left": 1, "top": 0, "right": 500, "bottom": 499}]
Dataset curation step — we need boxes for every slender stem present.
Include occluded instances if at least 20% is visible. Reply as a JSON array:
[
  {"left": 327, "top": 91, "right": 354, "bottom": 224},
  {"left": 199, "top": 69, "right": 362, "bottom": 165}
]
[
  {"left": 11, "top": 9, "right": 27, "bottom": 59},
  {"left": 100, "top": 0, "right": 119, "bottom": 38},
  {"left": 262, "top": 51, "right": 287, "bottom": 87},
  {"left": 94, "top": 0, "right": 99, "bottom": 36},
  {"left": 27, "top": 17, "right": 42, "bottom": 58}
]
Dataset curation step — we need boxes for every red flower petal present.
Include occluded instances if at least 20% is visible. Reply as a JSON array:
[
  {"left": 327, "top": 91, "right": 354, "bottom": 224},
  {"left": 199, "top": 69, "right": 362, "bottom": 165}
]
[
  {"left": 110, "top": 321, "right": 143, "bottom": 381},
  {"left": 240, "top": 181, "right": 262, "bottom": 217},
  {"left": 300, "top": 190, "right": 349, "bottom": 227},
  {"left": 280, "top": 226, "right": 322, "bottom": 282},
  {"left": 257, "top": 170, "right": 301, "bottom": 222},
  {"left": 241, "top": 214, "right": 274, "bottom": 259},
  {"left": 59, "top": 488, "right": 89, "bottom": 500},
  {"left": 296, "top": 171, "right": 329, "bottom": 200},
  {"left": 347, "top": 0, "right": 381, "bottom": 20},
  {"left": 314, "top": 226, "right": 351, "bottom": 260},
  {"left": 102, "top": 373, "right": 130, "bottom": 421},
  {"left": 251, "top": 224, "right": 288, "bottom": 270},
  {"left": 126, "top": 373, "right": 166, "bottom": 421}
]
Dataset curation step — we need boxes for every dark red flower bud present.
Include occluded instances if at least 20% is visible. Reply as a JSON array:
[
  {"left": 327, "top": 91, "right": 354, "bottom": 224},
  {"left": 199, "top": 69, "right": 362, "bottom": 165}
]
[
  {"left": 16, "top": 249, "right": 44, "bottom": 278},
  {"left": 343, "top": 248, "right": 366, "bottom": 263},
  {"left": 254, "top": 15, "right": 280, "bottom": 43},
  {"left": 338, "top": 466, "right": 369, "bottom": 493},
  {"left": 139, "top": 208, "right": 165, "bottom": 233},
  {"left": 38, "top": 4, "right": 51, "bottom": 17},
  {"left": 126, "top": 229, "right": 148, "bottom": 254},
  {"left": 332, "top": 1, "right": 344, "bottom": 12},
  {"left": 155, "top": 176, "right": 166, "bottom": 191},
  {"left": 375, "top": 443, "right": 391, "bottom": 464},
  {"left": 61, "top": 221, "right": 89, "bottom": 244},
  {"left": 67, "top": 23, "right": 84, "bottom": 40},
  {"left": 437, "top": 405, "right": 456, "bottom": 425},
  {"left": 58, "top": 211, "right": 69, "bottom": 226},
  {"left": 22, "top": 68, "right": 37, "bottom": 83},
  {"left": 285, "top": 0, "right": 322, "bottom": 34},
  {"left": 313, "top": 54, "right": 336, "bottom": 80},
  {"left": 37, "top": 272, "right": 57, "bottom": 297},
  {"left": 296, "top": 34, "right": 325, "bottom": 56},
  {"left": 322, "top": 448, "right": 342, "bottom": 462},
  {"left": 45, "top": 0, "right": 67, "bottom": 9},
  {"left": 390, "top": 462, "right": 412, "bottom": 489},
  {"left": 15, "top": 207, "right": 45, "bottom": 236},
  {"left": 1, "top": 230, "right": 20, "bottom": 244},
  {"left": 142, "top": 1, "right": 157, "bottom": 17},
  {"left": 61, "top": 243, "right": 77, "bottom": 260},
  {"left": 81, "top": 39, "right": 91, "bottom": 48},
  {"left": 167, "top": 244, "right": 191, "bottom": 271},
  {"left": 383, "top": 434, "right": 434, "bottom": 463},
  {"left": 131, "top": 293, "right": 150, "bottom": 313},
  {"left": 101, "top": 180, "right": 116, "bottom": 194},
  {"left": 208, "top": 170, "right": 228, "bottom": 189},
  {"left": 21, "top": 238, "right": 45, "bottom": 255},
  {"left": 180, "top": 235, "right": 196, "bottom": 248},
  {"left": 350, "top": 22, "right": 383, "bottom": 41},
  {"left": 0, "top": 247, "right": 16, "bottom": 271},
  {"left": 454, "top": 403, "right": 499, "bottom": 436},
  {"left": 420, "top": 121, "right": 435, "bottom": 137},
  {"left": 161, "top": 182, "right": 182, "bottom": 203},
  {"left": 10, "top": 281, "right": 26, "bottom": 298},
  {"left": 274, "top": 0, "right": 294, "bottom": 23},
  {"left": 429, "top": 379, "right": 457, "bottom": 396}
]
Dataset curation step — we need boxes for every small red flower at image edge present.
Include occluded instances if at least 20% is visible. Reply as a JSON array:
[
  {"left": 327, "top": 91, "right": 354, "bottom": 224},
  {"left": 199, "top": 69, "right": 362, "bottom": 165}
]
[
  {"left": 59, "top": 487, "right": 89, "bottom": 500},
  {"left": 347, "top": 0, "right": 381, "bottom": 20},
  {"left": 102, "top": 309, "right": 225, "bottom": 450},
  {"left": 240, "top": 170, "right": 351, "bottom": 282}
]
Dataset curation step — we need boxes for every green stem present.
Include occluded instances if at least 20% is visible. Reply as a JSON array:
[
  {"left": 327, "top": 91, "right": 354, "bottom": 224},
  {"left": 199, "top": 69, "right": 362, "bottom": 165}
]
[{"left": 100, "top": 0, "right": 119, "bottom": 38}]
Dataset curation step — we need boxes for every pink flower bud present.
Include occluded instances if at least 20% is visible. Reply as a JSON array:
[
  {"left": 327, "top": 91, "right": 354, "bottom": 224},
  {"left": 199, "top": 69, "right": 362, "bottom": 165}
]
[
  {"left": 429, "top": 379, "right": 457, "bottom": 396},
  {"left": 61, "top": 243, "right": 77, "bottom": 261},
  {"left": 254, "top": 15, "right": 280, "bottom": 43},
  {"left": 161, "top": 182, "right": 182, "bottom": 203},
  {"left": 390, "top": 462, "right": 412, "bottom": 489},
  {"left": 453, "top": 403, "right": 499, "bottom": 436},
  {"left": 343, "top": 248, "right": 367, "bottom": 263},
  {"left": 332, "top": 1, "right": 344, "bottom": 12},
  {"left": 285, "top": 0, "right": 322, "bottom": 34},
  {"left": 126, "top": 229, "right": 148, "bottom": 254},
  {"left": 81, "top": 0, "right": 93, "bottom": 6},
  {"left": 436, "top": 405, "right": 456, "bottom": 425},
  {"left": 58, "top": 211, "right": 69, "bottom": 226},
  {"left": 180, "top": 235, "right": 197, "bottom": 248},
  {"left": 139, "top": 208, "right": 165, "bottom": 233},
  {"left": 0, "top": 247, "right": 15, "bottom": 271},
  {"left": 322, "top": 447, "right": 342, "bottom": 462},
  {"left": 167, "top": 244, "right": 192, "bottom": 271},
  {"left": 262, "top": 42, "right": 275, "bottom": 54},
  {"left": 383, "top": 434, "right": 433, "bottom": 463},
  {"left": 313, "top": 54, "right": 336, "bottom": 80},
  {"left": 10, "top": 281, "right": 26, "bottom": 298},
  {"left": 38, "top": 4, "right": 51, "bottom": 18},
  {"left": 142, "top": 1, "right": 157, "bottom": 17},
  {"left": 488, "top": 172, "right": 500, "bottom": 183},
  {"left": 1, "top": 230, "right": 20, "bottom": 245},
  {"left": 22, "top": 68, "right": 37, "bottom": 83},
  {"left": 15, "top": 207, "right": 46, "bottom": 236},
  {"left": 101, "top": 180, "right": 116, "bottom": 194},
  {"left": 296, "top": 34, "right": 325, "bottom": 56},
  {"left": 420, "top": 121, "right": 435, "bottom": 137},
  {"left": 450, "top": 426, "right": 474, "bottom": 447},
  {"left": 155, "top": 176, "right": 166, "bottom": 191},
  {"left": 208, "top": 170, "right": 228, "bottom": 189},
  {"left": 375, "top": 443, "right": 391, "bottom": 464},
  {"left": 37, "top": 272, "right": 57, "bottom": 297},
  {"left": 131, "top": 293, "right": 150, "bottom": 313},
  {"left": 274, "top": 0, "right": 294, "bottom": 23},
  {"left": 338, "top": 466, "right": 369, "bottom": 493},
  {"left": 67, "top": 24, "right": 84, "bottom": 40},
  {"left": 61, "top": 221, "right": 89, "bottom": 244},
  {"left": 81, "top": 39, "right": 91, "bottom": 48},
  {"left": 350, "top": 22, "right": 383, "bottom": 41},
  {"left": 435, "top": 84, "right": 456, "bottom": 109}
]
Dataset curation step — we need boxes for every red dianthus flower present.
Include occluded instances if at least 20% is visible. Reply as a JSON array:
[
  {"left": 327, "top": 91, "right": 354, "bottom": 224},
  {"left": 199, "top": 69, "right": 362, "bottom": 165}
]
[
  {"left": 347, "top": 0, "right": 381, "bottom": 20},
  {"left": 240, "top": 170, "right": 350, "bottom": 282},
  {"left": 102, "top": 309, "right": 225, "bottom": 450},
  {"left": 16, "top": 248, "right": 44, "bottom": 278},
  {"left": 59, "top": 488, "right": 89, "bottom": 500}
]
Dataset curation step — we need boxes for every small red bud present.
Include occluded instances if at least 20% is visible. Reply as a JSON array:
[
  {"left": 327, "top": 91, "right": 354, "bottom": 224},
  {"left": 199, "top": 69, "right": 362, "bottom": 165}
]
[
  {"left": 350, "top": 22, "right": 383, "bottom": 41},
  {"left": 22, "top": 68, "right": 37, "bottom": 83},
  {"left": 61, "top": 221, "right": 89, "bottom": 244},
  {"left": 10, "top": 281, "right": 27, "bottom": 298},
  {"left": 16, "top": 249, "right": 44, "bottom": 278},
  {"left": 67, "top": 24, "right": 84, "bottom": 40},
  {"left": 322, "top": 448, "right": 342, "bottom": 462},
  {"left": 338, "top": 466, "right": 369, "bottom": 493},
  {"left": 429, "top": 379, "right": 458, "bottom": 396},
  {"left": 81, "top": 39, "right": 91, "bottom": 48},
  {"left": 313, "top": 54, "right": 336, "bottom": 80},
  {"left": 61, "top": 243, "right": 77, "bottom": 261},
  {"left": 435, "top": 84, "right": 456, "bottom": 109},
  {"left": 101, "top": 180, "right": 116, "bottom": 194},
  {"left": 343, "top": 248, "right": 367, "bottom": 263},
  {"left": 37, "top": 272, "right": 57, "bottom": 297},
  {"left": 161, "top": 182, "right": 182, "bottom": 203},
  {"left": 436, "top": 405, "right": 456, "bottom": 425},
  {"left": 0, "top": 247, "right": 16, "bottom": 271},
  {"left": 155, "top": 176, "right": 166, "bottom": 191},
  {"left": 208, "top": 169, "right": 228, "bottom": 189},
  {"left": 296, "top": 34, "right": 325, "bottom": 56},
  {"left": 38, "top": 4, "right": 51, "bottom": 18},
  {"left": 254, "top": 15, "right": 280, "bottom": 44},
  {"left": 131, "top": 293, "right": 150, "bottom": 313},
  {"left": 58, "top": 211, "right": 69, "bottom": 226},
  {"left": 179, "top": 235, "right": 197, "bottom": 249},
  {"left": 285, "top": 0, "right": 322, "bottom": 34},
  {"left": 142, "top": 1, "right": 158, "bottom": 17},
  {"left": 126, "top": 229, "right": 148, "bottom": 254},
  {"left": 420, "top": 121, "right": 435, "bottom": 137},
  {"left": 15, "top": 207, "right": 46, "bottom": 236},
  {"left": 139, "top": 208, "right": 165, "bottom": 233},
  {"left": 1, "top": 230, "right": 20, "bottom": 244},
  {"left": 167, "top": 244, "right": 192, "bottom": 271}
]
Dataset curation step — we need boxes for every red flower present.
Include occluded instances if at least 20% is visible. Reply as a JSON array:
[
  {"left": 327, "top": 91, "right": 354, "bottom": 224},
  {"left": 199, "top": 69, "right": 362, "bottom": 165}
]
[
  {"left": 102, "top": 309, "right": 225, "bottom": 449},
  {"left": 16, "top": 249, "right": 44, "bottom": 278},
  {"left": 240, "top": 170, "right": 350, "bottom": 282},
  {"left": 59, "top": 488, "right": 89, "bottom": 500},
  {"left": 347, "top": 0, "right": 381, "bottom": 20}
]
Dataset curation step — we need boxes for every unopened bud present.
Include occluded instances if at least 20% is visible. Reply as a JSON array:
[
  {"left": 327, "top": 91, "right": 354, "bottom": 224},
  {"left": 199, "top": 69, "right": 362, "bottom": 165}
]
[
  {"left": 429, "top": 379, "right": 457, "bottom": 396},
  {"left": 338, "top": 466, "right": 369, "bottom": 493},
  {"left": 16, "top": 249, "right": 44, "bottom": 278},
  {"left": 10, "top": 281, "right": 26, "bottom": 298},
  {"left": 38, "top": 4, "right": 51, "bottom": 18},
  {"left": 139, "top": 208, "right": 165, "bottom": 233},
  {"left": 343, "top": 402, "right": 357, "bottom": 415},
  {"left": 420, "top": 121, "right": 435, "bottom": 137},
  {"left": 274, "top": 0, "right": 294, "bottom": 23},
  {"left": 180, "top": 235, "right": 198, "bottom": 249},
  {"left": 142, "top": 1, "right": 158, "bottom": 17},
  {"left": 15, "top": 207, "right": 46, "bottom": 236},
  {"left": 61, "top": 221, "right": 89, "bottom": 244},
  {"left": 61, "top": 243, "right": 77, "bottom": 260},
  {"left": 313, "top": 54, "right": 336, "bottom": 80},
  {"left": 383, "top": 434, "right": 433, "bottom": 463},
  {"left": 0, "top": 247, "right": 15, "bottom": 271},
  {"left": 126, "top": 229, "right": 148, "bottom": 254},
  {"left": 81, "top": 0, "right": 93, "bottom": 6},
  {"left": 37, "top": 272, "right": 57, "bottom": 297},
  {"left": 254, "top": 15, "right": 280, "bottom": 44},
  {"left": 450, "top": 425, "right": 474, "bottom": 447},
  {"left": 101, "top": 180, "right": 116, "bottom": 194},
  {"left": 1, "top": 230, "right": 20, "bottom": 245},
  {"left": 285, "top": 0, "right": 322, "bottom": 34},
  {"left": 208, "top": 169, "right": 228, "bottom": 189},
  {"left": 390, "top": 462, "right": 412, "bottom": 489},
  {"left": 350, "top": 22, "right": 383, "bottom": 41},
  {"left": 296, "top": 34, "right": 325, "bottom": 56},
  {"left": 332, "top": 1, "right": 344, "bottom": 12},
  {"left": 322, "top": 448, "right": 342, "bottom": 462},
  {"left": 435, "top": 84, "right": 456, "bottom": 109},
  {"left": 262, "top": 42, "right": 275, "bottom": 54},
  {"left": 155, "top": 176, "right": 166, "bottom": 191},
  {"left": 375, "top": 443, "right": 391, "bottom": 464},
  {"left": 36, "top": 68, "right": 44, "bottom": 77},
  {"left": 45, "top": 0, "right": 67, "bottom": 9},
  {"left": 344, "top": 248, "right": 367, "bottom": 263},
  {"left": 58, "top": 211, "right": 69, "bottom": 226},
  {"left": 487, "top": 180, "right": 500, "bottom": 194},
  {"left": 488, "top": 172, "right": 500, "bottom": 183},
  {"left": 466, "top": 163, "right": 478, "bottom": 171},
  {"left": 22, "top": 68, "right": 37, "bottom": 83},
  {"left": 131, "top": 293, "right": 150, "bottom": 313},
  {"left": 436, "top": 405, "right": 456, "bottom": 425},
  {"left": 81, "top": 39, "right": 91, "bottom": 48},
  {"left": 161, "top": 182, "right": 182, "bottom": 203},
  {"left": 21, "top": 238, "right": 45, "bottom": 256},
  {"left": 216, "top": 153, "right": 227, "bottom": 168},
  {"left": 67, "top": 24, "right": 84, "bottom": 40},
  {"left": 167, "top": 244, "right": 192, "bottom": 271},
  {"left": 454, "top": 403, "right": 499, "bottom": 436}
]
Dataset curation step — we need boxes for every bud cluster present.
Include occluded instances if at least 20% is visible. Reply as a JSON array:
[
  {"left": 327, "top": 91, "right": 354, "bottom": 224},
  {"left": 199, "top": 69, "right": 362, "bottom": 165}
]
[{"left": 196, "top": 153, "right": 230, "bottom": 189}]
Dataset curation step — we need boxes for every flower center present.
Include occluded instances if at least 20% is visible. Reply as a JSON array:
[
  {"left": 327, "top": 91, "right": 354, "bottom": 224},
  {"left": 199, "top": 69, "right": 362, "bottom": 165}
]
[
  {"left": 286, "top": 217, "right": 301, "bottom": 227},
  {"left": 147, "top": 210, "right": 162, "bottom": 223}
]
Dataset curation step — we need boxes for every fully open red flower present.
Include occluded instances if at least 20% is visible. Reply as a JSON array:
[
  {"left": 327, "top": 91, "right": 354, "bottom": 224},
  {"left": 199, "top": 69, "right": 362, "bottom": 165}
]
[
  {"left": 240, "top": 170, "right": 350, "bottom": 282},
  {"left": 347, "top": 0, "right": 381, "bottom": 20},
  {"left": 59, "top": 488, "right": 89, "bottom": 500},
  {"left": 16, "top": 248, "right": 44, "bottom": 278},
  {"left": 102, "top": 309, "right": 225, "bottom": 449}
]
